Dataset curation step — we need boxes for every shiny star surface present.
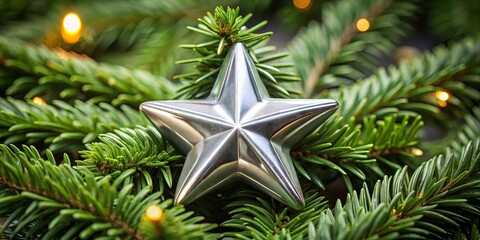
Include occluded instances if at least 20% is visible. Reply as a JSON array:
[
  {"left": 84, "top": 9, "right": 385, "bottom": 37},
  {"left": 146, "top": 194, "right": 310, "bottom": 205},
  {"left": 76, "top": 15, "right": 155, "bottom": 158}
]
[{"left": 140, "top": 43, "right": 337, "bottom": 209}]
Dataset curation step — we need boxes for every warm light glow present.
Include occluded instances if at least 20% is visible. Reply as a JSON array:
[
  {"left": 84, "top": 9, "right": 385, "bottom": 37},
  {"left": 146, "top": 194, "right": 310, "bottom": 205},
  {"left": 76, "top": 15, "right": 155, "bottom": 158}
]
[
  {"left": 438, "top": 100, "right": 447, "bottom": 107},
  {"left": 32, "top": 97, "right": 47, "bottom": 106},
  {"left": 435, "top": 90, "right": 450, "bottom": 101},
  {"left": 61, "top": 12, "right": 82, "bottom": 44},
  {"left": 411, "top": 148, "right": 423, "bottom": 156},
  {"left": 293, "top": 0, "right": 312, "bottom": 10},
  {"left": 356, "top": 18, "right": 370, "bottom": 32},
  {"left": 145, "top": 205, "right": 163, "bottom": 222}
]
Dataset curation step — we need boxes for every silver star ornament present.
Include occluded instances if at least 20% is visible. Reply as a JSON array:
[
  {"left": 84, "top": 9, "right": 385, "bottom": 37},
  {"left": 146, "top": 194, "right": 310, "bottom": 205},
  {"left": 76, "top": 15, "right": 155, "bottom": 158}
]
[{"left": 140, "top": 43, "right": 338, "bottom": 209}]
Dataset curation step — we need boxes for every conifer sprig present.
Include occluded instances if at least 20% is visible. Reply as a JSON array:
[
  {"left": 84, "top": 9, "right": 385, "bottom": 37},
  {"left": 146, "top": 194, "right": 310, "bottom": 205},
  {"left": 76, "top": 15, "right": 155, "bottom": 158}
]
[
  {"left": 292, "top": 114, "right": 423, "bottom": 191},
  {"left": 175, "top": 6, "right": 301, "bottom": 99},
  {"left": 77, "top": 126, "right": 183, "bottom": 195},
  {"left": 222, "top": 188, "right": 328, "bottom": 239},
  {"left": 289, "top": 0, "right": 419, "bottom": 97},
  {"left": 329, "top": 37, "right": 480, "bottom": 122},
  {"left": 0, "top": 144, "right": 216, "bottom": 239},
  {"left": 0, "top": 97, "right": 148, "bottom": 152},
  {"left": 310, "top": 140, "right": 480, "bottom": 239},
  {"left": 0, "top": 37, "right": 175, "bottom": 106}
]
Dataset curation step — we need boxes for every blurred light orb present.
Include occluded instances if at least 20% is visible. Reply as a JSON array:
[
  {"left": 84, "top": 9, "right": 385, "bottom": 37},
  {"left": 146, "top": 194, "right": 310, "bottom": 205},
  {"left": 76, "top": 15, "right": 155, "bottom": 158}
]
[
  {"left": 438, "top": 100, "right": 447, "bottom": 107},
  {"left": 32, "top": 96, "right": 47, "bottom": 106},
  {"left": 435, "top": 90, "right": 450, "bottom": 101},
  {"left": 61, "top": 12, "right": 82, "bottom": 44},
  {"left": 293, "top": 0, "right": 312, "bottom": 10},
  {"left": 356, "top": 18, "right": 370, "bottom": 32},
  {"left": 145, "top": 205, "right": 163, "bottom": 222}
]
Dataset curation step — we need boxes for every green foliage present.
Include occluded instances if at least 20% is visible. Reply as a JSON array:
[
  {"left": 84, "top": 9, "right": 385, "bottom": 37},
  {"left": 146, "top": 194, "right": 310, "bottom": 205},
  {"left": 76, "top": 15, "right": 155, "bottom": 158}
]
[
  {"left": 140, "top": 200, "right": 218, "bottom": 240},
  {"left": 310, "top": 140, "right": 480, "bottom": 239},
  {"left": 428, "top": 0, "right": 480, "bottom": 41},
  {"left": 175, "top": 6, "right": 301, "bottom": 99},
  {"left": 329, "top": 37, "right": 480, "bottom": 121},
  {"left": 0, "top": 36, "right": 175, "bottom": 105},
  {"left": 222, "top": 189, "right": 328, "bottom": 239},
  {"left": 446, "top": 107, "right": 480, "bottom": 155},
  {"left": 0, "top": 97, "right": 148, "bottom": 152},
  {"left": 0, "top": 144, "right": 216, "bottom": 239},
  {"left": 293, "top": 114, "right": 423, "bottom": 191},
  {"left": 289, "top": 0, "right": 419, "bottom": 97},
  {"left": 77, "top": 126, "right": 183, "bottom": 195}
]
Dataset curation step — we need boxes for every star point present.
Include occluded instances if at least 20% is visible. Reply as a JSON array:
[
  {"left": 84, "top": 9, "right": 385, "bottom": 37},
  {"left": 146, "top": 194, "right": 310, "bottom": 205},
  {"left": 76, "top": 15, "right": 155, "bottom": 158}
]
[{"left": 141, "top": 43, "right": 337, "bottom": 209}]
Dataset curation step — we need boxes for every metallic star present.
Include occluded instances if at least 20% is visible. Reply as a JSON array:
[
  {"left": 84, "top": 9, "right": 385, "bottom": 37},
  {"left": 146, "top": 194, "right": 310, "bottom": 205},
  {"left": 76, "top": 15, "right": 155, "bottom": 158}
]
[{"left": 140, "top": 43, "right": 337, "bottom": 209}]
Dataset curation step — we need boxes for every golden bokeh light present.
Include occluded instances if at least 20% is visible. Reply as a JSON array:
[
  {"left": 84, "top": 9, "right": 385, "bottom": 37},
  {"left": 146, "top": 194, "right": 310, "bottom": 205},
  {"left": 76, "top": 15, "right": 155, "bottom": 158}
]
[
  {"left": 61, "top": 12, "right": 82, "bottom": 44},
  {"left": 356, "top": 18, "right": 370, "bottom": 32},
  {"left": 438, "top": 100, "right": 447, "bottom": 107},
  {"left": 145, "top": 205, "right": 163, "bottom": 222},
  {"left": 411, "top": 148, "right": 423, "bottom": 156},
  {"left": 435, "top": 90, "right": 450, "bottom": 102},
  {"left": 32, "top": 96, "right": 47, "bottom": 106},
  {"left": 293, "top": 0, "right": 312, "bottom": 10}
]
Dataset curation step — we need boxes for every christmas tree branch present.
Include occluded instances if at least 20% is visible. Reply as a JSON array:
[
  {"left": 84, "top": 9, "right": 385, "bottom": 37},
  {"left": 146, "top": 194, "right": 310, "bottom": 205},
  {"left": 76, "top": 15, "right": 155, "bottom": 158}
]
[
  {"left": 0, "top": 144, "right": 216, "bottom": 239},
  {"left": 222, "top": 188, "right": 328, "bottom": 239},
  {"left": 0, "top": 97, "right": 148, "bottom": 152},
  {"left": 175, "top": 6, "right": 301, "bottom": 100},
  {"left": 289, "top": 0, "right": 419, "bottom": 97},
  {"left": 292, "top": 114, "right": 423, "bottom": 191},
  {"left": 0, "top": 145, "right": 147, "bottom": 239},
  {"left": 428, "top": 0, "right": 480, "bottom": 41},
  {"left": 446, "top": 107, "right": 480, "bottom": 155},
  {"left": 77, "top": 126, "right": 183, "bottom": 195},
  {"left": 310, "top": 140, "right": 480, "bottom": 239},
  {"left": 0, "top": 36, "right": 175, "bottom": 105},
  {"left": 329, "top": 36, "right": 480, "bottom": 121},
  {"left": 0, "top": 0, "right": 210, "bottom": 42}
]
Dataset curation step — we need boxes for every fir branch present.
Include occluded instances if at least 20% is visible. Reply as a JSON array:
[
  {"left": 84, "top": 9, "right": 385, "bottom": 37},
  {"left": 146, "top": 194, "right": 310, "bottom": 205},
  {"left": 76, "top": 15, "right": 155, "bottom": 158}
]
[
  {"left": 329, "top": 37, "right": 480, "bottom": 121},
  {"left": 77, "top": 126, "right": 183, "bottom": 195},
  {"left": 289, "top": 0, "right": 419, "bottom": 97},
  {"left": 110, "top": 26, "right": 192, "bottom": 77},
  {"left": 0, "top": 144, "right": 216, "bottom": 239},
  {"left": 0, "top": 36, "right": 175, "bottom": 105},
  {"left": 175, "top": 6, "right": 301, "bottom": 100},
  {"left": 222, "top": 188, "right": 328, "bottom": 239},
  {"left": 0, "top": 0, "right": 210, "bottom": 42},
  {"left": 139, "top": 200, "right": 218, "bottom": 240},
  {"left": 292, "top": 114, "right": 423, "bottom": 191},
  {"left": 0, "top": 144, "right": 148, "bottom": 239},
  {"left": 0, "top": 97, "right": 148, "bottom": 152},
  {"left": 428, "top": 0, "right": 480, "bottom": 41},
  {"left": 446, "top": 107, "right": 480, "bottom": 155},
  {"left": 309, "top": 140, "right": 480, "bottom": 239}
]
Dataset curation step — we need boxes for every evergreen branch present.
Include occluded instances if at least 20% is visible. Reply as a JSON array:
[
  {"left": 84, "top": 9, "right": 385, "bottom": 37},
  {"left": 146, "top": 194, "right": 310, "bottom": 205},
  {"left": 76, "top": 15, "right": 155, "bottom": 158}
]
[
  {"left": 0, "top": 0, "right": 210, "bottom": 42},
  {"left": 0, "top": 97, "right": 148, "bottom": 152},
  {"left": 309, "top": 140, "right": 480, "bottom": 239},
  {"left": 428, "top": 0, "right": 480, "bottom": 41},
  {"left": 329, "top": 37, "right": 480, "bottom": 121},
  {"left": 0, "top": 144, "right": 148, "bottom": 239},
  {"left": 0, "top": 36, "right": 175, "bottom": 105},
  {"left": 139, "top": 200, "right": 218, "bottom": 240},
  {"left": 0, "top": 144, "right": 216, "bottom": 239},
  {"left": 446, "top": 107, "right": 480, "bottom": 155},
  {"left": 175, "top": 6, "right": 301, "bottom": 100},
  {"left": 109, "top": 26, "right": 192, "bottom": 77},
  {"left": 289, "top": 0, "right": 419, "bottom": 97},
  {"left": 292, "top": 114, "right": 423, "bottom": 191},
  {"left": 222, "top": 188, "right": 328, "bottom": 239},
  {"left": 450, "top": 219, "right": 480, "bottom": 240},
  {"left": 77, "top": 126, "right": 183, "bottom": 195}
]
